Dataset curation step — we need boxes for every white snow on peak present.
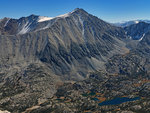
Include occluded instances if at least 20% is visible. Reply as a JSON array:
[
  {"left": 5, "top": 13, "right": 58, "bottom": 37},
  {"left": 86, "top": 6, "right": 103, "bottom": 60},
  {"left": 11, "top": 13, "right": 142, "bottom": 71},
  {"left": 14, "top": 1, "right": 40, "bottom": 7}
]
[
  {"left": 38, "top": 10, "right": 77, "bottom": 22},
  {"left": 56, "top": 10, "right": 76, "bottom": 18},
  {"left": 135, "top": 21, "right": 139, "bottom": 24},
  {"left": 139, "top": 33, "right": 145, "bottom": 41},
  {"left": 38, "top": 16, "right": 53, "bottom": 22},
  {"left": 38, "top": 13, "right": 70, "bottom": 23},
  {"left": 18, "top": 22, "right": 31, "bottom": 34},
  {"left": 56, "top": 13, "right": 70, "bottom": 18}
]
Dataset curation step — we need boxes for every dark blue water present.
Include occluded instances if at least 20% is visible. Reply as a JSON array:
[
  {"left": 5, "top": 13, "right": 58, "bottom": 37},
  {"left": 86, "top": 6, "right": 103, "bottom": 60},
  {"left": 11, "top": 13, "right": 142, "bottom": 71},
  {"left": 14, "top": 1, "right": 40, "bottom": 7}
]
[
  {"left": 98, "top": 97, "right": 140, "bottom": 106},
  {"left": 89, "top": 92, "right": 96, "bottom": 96},
  {"left": 91, "top": 98, "right": 99, "bottom": 101}
]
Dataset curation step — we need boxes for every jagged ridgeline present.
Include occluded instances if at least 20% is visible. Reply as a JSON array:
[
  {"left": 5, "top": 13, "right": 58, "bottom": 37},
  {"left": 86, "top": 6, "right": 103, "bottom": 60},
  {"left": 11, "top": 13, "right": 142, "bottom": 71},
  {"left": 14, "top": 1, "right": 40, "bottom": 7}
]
[{"left": 0, "top": 8, "right": 150, "bottom": 113}]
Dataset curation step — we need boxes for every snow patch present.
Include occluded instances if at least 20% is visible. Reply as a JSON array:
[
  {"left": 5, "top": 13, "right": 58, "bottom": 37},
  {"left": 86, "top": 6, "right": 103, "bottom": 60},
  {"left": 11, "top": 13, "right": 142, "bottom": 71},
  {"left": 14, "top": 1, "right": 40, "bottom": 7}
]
[
  {"left": 38, "top": 10, "right": 76, "bottom": 22},
  {"left": 135, "top": 21, "right": 139, "bottom": 24},
  {"left": 129, "top": 36, "right": 132, "bottom": 39},
  {"left": 18, "top": 22, "right": 21, "bottom": 26},
  {"left": 4, "top": 18, "right": 10, "bottom": 27},
  {"left": 79, "top": 16, "right": 84, "bottom": 36},
  {"left": 56, "top": 10, "right": 76, "bottom": 18},
  {"left": 0, "top": 110, "right": 10, "bottom": 113},
  {"left": 57, "top": 13, "right": 70, "bottom": 18},
  {"left": 36, "top": 23, "right": 51, "bottom": 31},
  {"left": 139, "top": 33, "right": 145, "bottom": 41},
  {"left": 18, "top": 22, "right": 31, "bottom": 34},
  {"left": 38, "top": 16, "right": 53, "bottom": 22}
]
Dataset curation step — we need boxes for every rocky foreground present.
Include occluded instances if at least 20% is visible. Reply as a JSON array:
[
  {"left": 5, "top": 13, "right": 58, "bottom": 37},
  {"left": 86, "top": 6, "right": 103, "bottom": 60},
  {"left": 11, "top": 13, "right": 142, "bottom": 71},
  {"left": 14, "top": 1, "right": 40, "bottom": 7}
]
[{"left": 0, "top": 67, "right": 150, "bottom": 113}]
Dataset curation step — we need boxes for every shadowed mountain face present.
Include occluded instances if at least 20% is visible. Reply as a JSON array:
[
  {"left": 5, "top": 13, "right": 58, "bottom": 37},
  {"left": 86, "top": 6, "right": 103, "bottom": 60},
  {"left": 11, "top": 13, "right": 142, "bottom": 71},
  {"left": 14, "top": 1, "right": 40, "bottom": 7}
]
[
  {"left": 0, "top": 9, "right": 150, "bottom": 113},
  {"left": 124, "top": 22, "right": 150, "bottom": 40}
]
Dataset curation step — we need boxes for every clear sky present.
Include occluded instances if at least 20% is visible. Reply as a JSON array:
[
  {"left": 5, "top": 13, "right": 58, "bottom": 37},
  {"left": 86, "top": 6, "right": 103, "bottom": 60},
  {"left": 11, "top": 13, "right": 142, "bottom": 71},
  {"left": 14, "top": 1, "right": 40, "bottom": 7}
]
[{"left": 0, "top": 0, "right": 150, "bottom": 23}]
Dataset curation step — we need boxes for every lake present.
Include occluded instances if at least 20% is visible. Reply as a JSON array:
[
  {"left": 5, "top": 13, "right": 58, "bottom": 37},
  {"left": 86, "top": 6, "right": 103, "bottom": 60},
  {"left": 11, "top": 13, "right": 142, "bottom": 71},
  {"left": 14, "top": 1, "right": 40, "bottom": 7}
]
[{"left": 98, "top": 97, "right": 140, "bottom": 106}]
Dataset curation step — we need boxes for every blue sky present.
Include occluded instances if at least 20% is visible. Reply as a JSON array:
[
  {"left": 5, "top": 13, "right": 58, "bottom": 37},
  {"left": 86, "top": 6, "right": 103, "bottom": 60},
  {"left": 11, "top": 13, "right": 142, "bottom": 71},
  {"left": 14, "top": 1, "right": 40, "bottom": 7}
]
[{"left": 0, "top": 0, "right": 150, "bottom": 23}]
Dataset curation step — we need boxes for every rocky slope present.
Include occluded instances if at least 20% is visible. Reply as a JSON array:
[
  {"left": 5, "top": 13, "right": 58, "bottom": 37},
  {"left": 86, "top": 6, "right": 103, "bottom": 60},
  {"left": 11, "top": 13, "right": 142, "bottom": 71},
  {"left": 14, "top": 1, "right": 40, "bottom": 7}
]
[
  {"left": 0, "top": 8, "right": 150, "bottom": 113},
  {"left": 0, "top": 8, "right": 128, "bottom": 80},
  {"left": 124, "top": 22, "right": 150, "bottom": 40}
]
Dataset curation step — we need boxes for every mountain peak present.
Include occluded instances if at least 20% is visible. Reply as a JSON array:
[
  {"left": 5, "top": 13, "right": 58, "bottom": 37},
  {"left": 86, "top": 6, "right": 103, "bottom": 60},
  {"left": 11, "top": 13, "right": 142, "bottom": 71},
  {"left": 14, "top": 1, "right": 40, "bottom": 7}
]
[
  {"left": 27, "top": 14, "right": 39, "bottom": 19},
  {"left": 54, "top": 8, "right": 88, "bottom": 19},
  {"left": 73, "top": 8, "right": 85, "bottom": 12},
  {"left": 72, "top": 8, "right": 88, "bottom": 14}
]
